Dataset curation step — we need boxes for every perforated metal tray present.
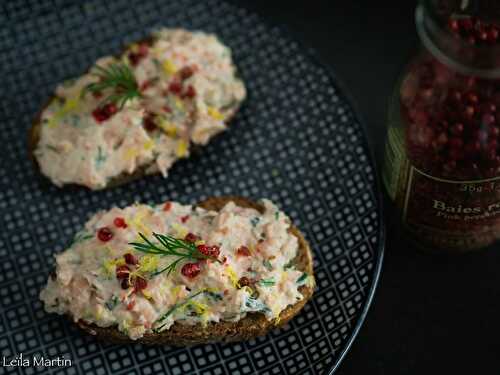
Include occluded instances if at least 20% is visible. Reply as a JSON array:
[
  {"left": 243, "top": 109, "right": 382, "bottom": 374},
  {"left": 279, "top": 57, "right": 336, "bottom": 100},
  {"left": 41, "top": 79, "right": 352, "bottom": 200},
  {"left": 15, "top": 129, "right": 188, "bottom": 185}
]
[{"left": 0, "top": 1, "right": 384, "bottom": 374}]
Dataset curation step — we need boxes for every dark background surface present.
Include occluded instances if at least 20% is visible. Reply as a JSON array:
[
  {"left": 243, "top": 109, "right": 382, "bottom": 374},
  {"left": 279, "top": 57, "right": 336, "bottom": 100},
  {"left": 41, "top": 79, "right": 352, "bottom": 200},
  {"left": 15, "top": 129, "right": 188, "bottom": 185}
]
[{"left": 233, "top": 1, "right": 500, "bottom": 374}]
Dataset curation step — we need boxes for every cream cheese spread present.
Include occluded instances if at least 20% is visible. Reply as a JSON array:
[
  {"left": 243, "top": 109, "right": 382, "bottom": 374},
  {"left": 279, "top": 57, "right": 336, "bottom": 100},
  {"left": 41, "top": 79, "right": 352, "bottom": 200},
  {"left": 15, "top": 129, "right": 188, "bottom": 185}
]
[
  {"left": 34, "top": 29, "right": 246, "bottom": 189},
  {"left": 40, "top": 199, "right": 314, "bottom": 340}
]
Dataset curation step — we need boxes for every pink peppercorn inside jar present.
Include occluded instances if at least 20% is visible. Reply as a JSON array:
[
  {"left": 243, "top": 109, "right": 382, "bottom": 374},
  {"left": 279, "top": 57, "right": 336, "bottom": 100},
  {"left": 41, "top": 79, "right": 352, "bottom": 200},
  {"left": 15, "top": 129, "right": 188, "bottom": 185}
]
[{"left": 383, "top": 0, "right": 500, "bottom": 252}]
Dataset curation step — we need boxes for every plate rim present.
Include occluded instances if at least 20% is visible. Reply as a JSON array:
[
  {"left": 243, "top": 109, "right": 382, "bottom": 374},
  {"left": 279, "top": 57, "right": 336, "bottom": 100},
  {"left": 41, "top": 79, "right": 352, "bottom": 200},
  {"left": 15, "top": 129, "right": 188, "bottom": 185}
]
[{"left": 226, "top": 2, "right": 386, "bottom": 373}]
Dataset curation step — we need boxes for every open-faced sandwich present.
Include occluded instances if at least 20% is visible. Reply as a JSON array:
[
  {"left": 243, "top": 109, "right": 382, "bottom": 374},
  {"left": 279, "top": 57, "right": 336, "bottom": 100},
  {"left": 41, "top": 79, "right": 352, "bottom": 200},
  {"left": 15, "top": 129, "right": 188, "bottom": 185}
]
[
  {"left": 40, "top": 197, "right": 315, "bottom": 344},
  {"left": 30, "top": 29, "right": 246, "bottom": 190}
]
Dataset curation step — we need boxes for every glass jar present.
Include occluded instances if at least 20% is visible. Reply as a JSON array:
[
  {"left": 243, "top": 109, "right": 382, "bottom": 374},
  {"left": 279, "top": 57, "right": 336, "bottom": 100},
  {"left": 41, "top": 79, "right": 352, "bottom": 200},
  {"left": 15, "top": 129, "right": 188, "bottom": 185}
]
[{"left": 383, "top": 0, "right": 500, "bottom": 252}]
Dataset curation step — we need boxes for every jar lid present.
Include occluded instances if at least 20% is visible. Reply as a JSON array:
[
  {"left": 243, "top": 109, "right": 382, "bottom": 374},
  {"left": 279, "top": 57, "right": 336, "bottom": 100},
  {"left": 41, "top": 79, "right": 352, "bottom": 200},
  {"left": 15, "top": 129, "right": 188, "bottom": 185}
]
[{"left": 417, "top": 0, "right": 500, "bottom": 78}]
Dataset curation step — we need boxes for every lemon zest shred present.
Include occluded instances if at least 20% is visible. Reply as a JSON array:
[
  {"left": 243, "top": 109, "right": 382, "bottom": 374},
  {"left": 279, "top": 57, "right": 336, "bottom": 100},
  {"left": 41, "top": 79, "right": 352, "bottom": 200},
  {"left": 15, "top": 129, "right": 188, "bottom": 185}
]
[
  {"left": 103, "top": 259, "right": 116, "bottom": 275},
  {"left": 130, "top": 209, "right": 152, "bottom": 236},
  {"left": 46, "top": 95, "right": 81, "bottom": 128},
  {"left": 95, "top": 305, "right": 104, "bottom": 320},
  {"left": 162, "top": 59, "right": 177, "bottom": 75},
  {"left": 142, "top": 289, "right": 153, "bottom": 300},
  {"left": 102, "top": 257, "right": 126, "bottom": 275},
  {"left": 174, "top": 97, "right": 184, "bottom": 110},
  {"left": 122, "top": 319, "right": 132, "bottom": 332},
  {"left": 115, "top": 258, "right": 126, "bottom": 266},
  {"left": 135, "top": 221, "right": 152, "bottom": 236},
  {"left": 157, "top": 118, "right": 178, "bottom": 137},
  {"left": 158, "top": 282, "right": 169, "bottom": 296},
  {"left": 47, "top": 117, "right": 59, "bottom": 128},
  {"left": 124, "top": 147, "right": 139, "bottom": 160},
  {"left": 181, "top": 300, "right": 209, "bottom": 327},
  {"left": 138, "top": 255, "right": 159, "bottom": 272},
  {"left": 176, "top": 140, "right": 188, "bottom": 158},
  {"left": 171, "top": 223, "right": 188, "bottom": 239},
  {"left": 143, "top": 139, "right": 155, "bottom": 151},
  {"left": 207, "top": 106, "right": 224, "bottom": 121},
  {"left": 188, "top": 300, "right": 208, "bottom": 315},
  {"left": 280, "top": 271, "right": 288, "bottom": 282},
  {"left": 63, "top": 97, "right": 80, "bottom": 112},
  {"left": 171, "top": 285, "right": 182, "bottom": 300},
  {"left": 225, "top": 266, "right": 240, "bottom": 288}
]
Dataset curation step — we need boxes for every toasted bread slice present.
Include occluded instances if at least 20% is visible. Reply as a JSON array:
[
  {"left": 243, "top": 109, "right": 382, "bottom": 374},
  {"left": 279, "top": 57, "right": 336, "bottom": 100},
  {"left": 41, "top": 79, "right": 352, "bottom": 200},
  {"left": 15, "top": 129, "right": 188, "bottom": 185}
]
[{"left": 74, "top": 196, "right": 314, "bottom": 345}]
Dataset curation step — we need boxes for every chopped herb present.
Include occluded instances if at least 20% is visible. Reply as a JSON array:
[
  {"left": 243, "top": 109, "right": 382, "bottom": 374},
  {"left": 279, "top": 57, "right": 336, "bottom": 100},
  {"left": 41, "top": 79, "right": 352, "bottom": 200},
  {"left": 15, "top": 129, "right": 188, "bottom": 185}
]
[
  {"left": 275, "top": 211, "right": 280, "bottom": 220},
  {"left": 296, "top": 273, "right": 309, "bottom": 285},
  {"left": 95, "top": 146, "right": 107, "bottom": 168},
  {"left": 206, "top": 291, "right": 224, "bottom": 301},
  {"left": 153, "top": 290, "right": 206, "bottom": 332},
  {"left": 259, "top": 278, "right": 276, "bottom": 287},
  {"left": 263, "top": 259, "right": 273, "bottom": 271},
  {"left": 105, "top": 296, "right": 120, "bottom": 310},
  {"left": 129, "top": 232, "right": 221, "bottom": 276},
  {"left": 243, "top": 296, "right": 271, "bottom": 313},
  {"left": 69, "top": 114, "right": 80, "bottom": 127},
  {"left": 70, "top": 231, "right": 93, "bottom": 247},
  {"left": 250, "top": 217, "right": 260, "bottom": 227},
  {"left": 46, "top": 145, "right": 59, "bottom": 153},
  {"left": 284, "top": 260, "right": 294, "bottom": 270},
  {"left": 152, "top": 58, "right": 162, "bottom": 69}
]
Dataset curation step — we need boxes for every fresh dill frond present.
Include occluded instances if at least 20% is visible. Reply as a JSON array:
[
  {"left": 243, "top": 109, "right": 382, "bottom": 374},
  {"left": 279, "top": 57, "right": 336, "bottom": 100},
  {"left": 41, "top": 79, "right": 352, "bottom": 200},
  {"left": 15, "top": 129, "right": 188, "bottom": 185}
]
[
  {"left": 129, "top": 232, "right": 220, "bottom": 276},
  {"left": 82, "top": 63, "right": 141, "bottom": 108}
]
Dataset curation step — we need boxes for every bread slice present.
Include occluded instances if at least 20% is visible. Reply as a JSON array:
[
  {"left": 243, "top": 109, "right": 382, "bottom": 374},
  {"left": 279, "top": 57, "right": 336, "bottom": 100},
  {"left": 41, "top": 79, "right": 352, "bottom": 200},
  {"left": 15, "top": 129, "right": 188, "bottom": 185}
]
[
  {"left": 73, "top": 196, "right": 314, "bottom": 345},
  {"left": 29, "top": 34, "right": 243, "bottom": 190}
]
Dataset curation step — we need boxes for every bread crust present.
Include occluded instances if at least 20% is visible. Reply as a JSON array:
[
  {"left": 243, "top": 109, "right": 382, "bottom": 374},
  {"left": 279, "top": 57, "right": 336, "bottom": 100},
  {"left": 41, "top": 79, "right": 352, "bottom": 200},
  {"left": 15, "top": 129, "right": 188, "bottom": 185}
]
[
  {"left": 73, "top": 196, "right": 315, "bottom": 345},
  {"left": 29, "top": 36, "right": 241, "bottom": 190}
]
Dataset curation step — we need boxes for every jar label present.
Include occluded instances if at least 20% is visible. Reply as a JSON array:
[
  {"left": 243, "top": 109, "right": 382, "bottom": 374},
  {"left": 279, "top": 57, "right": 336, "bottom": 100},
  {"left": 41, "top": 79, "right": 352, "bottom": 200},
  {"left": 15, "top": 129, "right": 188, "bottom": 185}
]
[
  {"left": 402, "top": 167, "right": 500, "bottom": 250},
  {"left": 383, "top": 126, "right": 408, "bottom": 201}
]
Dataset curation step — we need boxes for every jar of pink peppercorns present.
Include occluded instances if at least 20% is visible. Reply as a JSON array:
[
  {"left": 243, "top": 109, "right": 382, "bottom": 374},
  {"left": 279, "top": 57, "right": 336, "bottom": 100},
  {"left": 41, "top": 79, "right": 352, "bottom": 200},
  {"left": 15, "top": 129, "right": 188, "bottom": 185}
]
[{"left": 383, "top": 0, "right": 500, "bottom": 252}]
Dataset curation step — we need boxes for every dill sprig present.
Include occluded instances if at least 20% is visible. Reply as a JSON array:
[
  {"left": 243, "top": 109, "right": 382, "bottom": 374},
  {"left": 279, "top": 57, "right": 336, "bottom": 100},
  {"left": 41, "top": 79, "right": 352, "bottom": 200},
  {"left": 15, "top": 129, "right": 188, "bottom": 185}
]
[
  {"left": 81, "top": 63, "right": 141, "bottom": 108},
  {"left": 258, "top": 278, "right": 276, "bottom": 287},
  {"left": 129, "top": 232, "right": 220, "bottom": 276},
  {"left": 153, "top": 289, "right": 206, "bottom": 332}
]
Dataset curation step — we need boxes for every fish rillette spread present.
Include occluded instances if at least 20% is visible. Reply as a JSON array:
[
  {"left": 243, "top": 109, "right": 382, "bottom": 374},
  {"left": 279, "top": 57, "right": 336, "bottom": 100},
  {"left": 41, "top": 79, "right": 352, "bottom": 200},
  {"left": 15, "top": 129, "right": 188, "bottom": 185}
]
[
  {"left": 34, "top": 28, "right": 246, "bottom": 189},
  {"left": 40, "top": 200, "right": 314, "bottom": 340}
]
